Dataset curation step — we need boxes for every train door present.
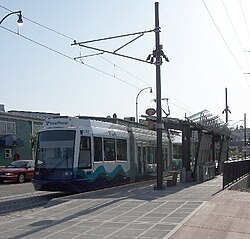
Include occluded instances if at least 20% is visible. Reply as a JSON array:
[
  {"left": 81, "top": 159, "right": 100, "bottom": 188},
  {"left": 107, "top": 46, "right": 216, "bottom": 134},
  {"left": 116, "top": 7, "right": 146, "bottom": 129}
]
[
  {"left": 78, "top": 136, "right": 92, "bottom": 169},
  {"left": 143, "top": 146, "right": 147, "bottom": 174},
  {"left": 162, "top": 147, "right": 168, "bottom": 171},
  {"left": 137, "top": 145, "right": 143, "bottom": 175}
]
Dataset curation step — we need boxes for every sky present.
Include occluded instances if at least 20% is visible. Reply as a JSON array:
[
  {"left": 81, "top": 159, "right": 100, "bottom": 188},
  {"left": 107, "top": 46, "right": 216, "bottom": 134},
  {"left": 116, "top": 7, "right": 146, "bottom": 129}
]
[{"left": 1, "top": 0, "right": 250, "bottom": 127}]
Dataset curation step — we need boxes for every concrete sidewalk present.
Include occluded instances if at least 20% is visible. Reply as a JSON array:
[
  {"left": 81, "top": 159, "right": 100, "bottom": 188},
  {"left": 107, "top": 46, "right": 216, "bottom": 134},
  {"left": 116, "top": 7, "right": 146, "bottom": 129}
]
[
  {"left": 168, "top": 188, "right": 250, "bottom": 239},
  {"left": 0, "top": 176, "right": 249, "bottom": 239}
]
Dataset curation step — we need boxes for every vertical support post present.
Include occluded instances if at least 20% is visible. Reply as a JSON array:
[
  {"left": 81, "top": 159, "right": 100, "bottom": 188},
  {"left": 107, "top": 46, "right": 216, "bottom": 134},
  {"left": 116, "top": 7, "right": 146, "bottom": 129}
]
[
  {"left": 128, "top": 128, "right": 136, "bottom": 182},
  {"left": 225, "top": 88, "right": 228, "bottom": 123},
  {"left": 182, "top": 124, "right": 191, "bottom": 182},
  {"left": 244, "top": 113, "right": 247, "bottom": 159},
  {"left": 223, "top": 87, "right": 230, "bottom": 162},
  {"left": 154, "top": 2, "right": 164, "bottom": 189},
  {"left": 222, "top": 88, "right": 231, "bottom": 123}
]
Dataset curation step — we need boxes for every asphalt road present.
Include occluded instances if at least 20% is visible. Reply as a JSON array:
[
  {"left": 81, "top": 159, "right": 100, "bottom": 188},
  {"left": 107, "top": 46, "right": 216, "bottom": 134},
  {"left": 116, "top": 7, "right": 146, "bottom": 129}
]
[
  {"left": 0, "top": 181, "right": 71, "bottom": 217},
  {"left": 0, "top": 181, "right": 37, "bottom": 198}
]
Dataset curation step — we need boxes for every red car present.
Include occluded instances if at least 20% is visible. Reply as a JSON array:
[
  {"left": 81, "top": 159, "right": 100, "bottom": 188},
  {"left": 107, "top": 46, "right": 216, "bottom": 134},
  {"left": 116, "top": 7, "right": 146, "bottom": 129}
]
[{"left": 0, "top": 160, "right": 34, "bottom": 183}]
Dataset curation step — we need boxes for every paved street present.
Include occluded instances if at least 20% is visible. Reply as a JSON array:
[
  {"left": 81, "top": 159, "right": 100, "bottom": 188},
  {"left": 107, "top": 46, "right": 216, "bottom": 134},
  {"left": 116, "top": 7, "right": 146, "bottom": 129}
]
[
  {"left": 0, "top": 176, "right": 248, "bottom": 239},
  {"left": 0, "top": 182, "right": 36, "bottom": 198}
]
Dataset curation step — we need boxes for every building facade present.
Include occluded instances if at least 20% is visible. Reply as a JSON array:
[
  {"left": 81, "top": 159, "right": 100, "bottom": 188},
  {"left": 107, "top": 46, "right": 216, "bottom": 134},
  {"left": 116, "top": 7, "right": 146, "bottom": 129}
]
[{"left": 0, "top": 105, "right": 59, "bottom": 166}]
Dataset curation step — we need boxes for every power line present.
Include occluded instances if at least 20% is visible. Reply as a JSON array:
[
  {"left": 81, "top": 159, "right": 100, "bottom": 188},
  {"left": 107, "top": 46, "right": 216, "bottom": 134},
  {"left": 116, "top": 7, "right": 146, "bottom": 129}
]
[
  {"left": 202, "top": 0, "right": 244, "bottom": 72},
  {"left": 1, "top": 4, "right": 149, "bottom": 84},
  {"left": 0, "top": 25, "right": 141, "bottom": 89},
  {"left": 0, "top": 25, "right": 73, "bottom": 60},
  {"left": 222, "top": 0, "right": 250, "bottom": 69},
  {"left": 86, "top": 48, "right": 152, "bottom": 87},
  {"left": 202, "top": 0, "right": 250, "bottom": 87},
  {"left": 0, "top": 4, "right": 75, "bottom": 41},
  {"left": 239, "top": 0, "right": 250, "bottom": 39},
  {"left": 0, "top": 4, "right": 157, "bottom": 89},
  {"left": 222, "top": 0, "right": 245, "bottom": 51},
  {"left": 0, "top": 3, "right": 197, "bottom": 115}
]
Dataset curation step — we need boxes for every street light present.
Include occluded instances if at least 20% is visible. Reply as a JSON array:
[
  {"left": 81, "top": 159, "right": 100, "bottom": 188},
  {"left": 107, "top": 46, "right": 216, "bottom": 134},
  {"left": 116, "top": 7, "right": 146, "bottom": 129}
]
[
  {"left": 0, "top": 10, "right": 23, "bottom": 26},
  {"left": 136, "top": 87, "right": 153, "bottom": 123}
]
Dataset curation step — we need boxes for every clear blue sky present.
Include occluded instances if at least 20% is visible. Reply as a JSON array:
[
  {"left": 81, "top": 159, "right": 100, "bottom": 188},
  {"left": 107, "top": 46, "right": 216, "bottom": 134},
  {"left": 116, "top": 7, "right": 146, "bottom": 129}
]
[{"left": 1, "top": 0, "right": 250, "bottom": 127}]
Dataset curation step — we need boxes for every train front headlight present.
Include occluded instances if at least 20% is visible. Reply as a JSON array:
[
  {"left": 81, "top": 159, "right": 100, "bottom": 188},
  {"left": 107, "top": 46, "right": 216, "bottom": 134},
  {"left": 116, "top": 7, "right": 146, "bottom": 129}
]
[{"left": 64, "top": 171, "right": 72, "bottom": 176}]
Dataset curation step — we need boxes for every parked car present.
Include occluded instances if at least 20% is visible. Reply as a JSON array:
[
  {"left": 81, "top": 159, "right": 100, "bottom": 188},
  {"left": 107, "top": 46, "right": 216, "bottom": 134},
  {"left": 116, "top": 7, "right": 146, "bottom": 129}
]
[{"left": 0, "top": 160, "right": 34, "bottom": 183}]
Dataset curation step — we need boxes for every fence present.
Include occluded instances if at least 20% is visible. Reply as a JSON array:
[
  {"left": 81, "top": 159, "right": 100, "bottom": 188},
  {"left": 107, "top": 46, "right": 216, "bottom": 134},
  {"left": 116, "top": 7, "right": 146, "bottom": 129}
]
[{"left": 223, "top": 159, "right": 250, "bottom": 189}]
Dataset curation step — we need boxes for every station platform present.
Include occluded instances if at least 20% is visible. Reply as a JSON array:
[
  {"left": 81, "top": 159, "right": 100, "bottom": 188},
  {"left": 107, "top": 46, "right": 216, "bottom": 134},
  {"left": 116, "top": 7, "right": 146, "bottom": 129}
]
[{"left": 0, "top": 175, "right": 250, "bottom": 239}]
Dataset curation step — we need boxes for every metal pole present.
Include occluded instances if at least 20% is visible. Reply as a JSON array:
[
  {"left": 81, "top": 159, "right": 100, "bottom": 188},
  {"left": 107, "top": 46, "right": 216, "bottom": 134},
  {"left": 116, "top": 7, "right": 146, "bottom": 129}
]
[
  {"left": 136, "top": 87, "right": 152, "bottom": 123},
  {"left": 136, "top": 101, "right": 139, "bottom": 124},
  {"left": 244, "top": 113, "right": 247, "bottom": 159},
  {"left": 222, "top": 88, "right": 231, "bottom": 123},
  {"left": 154, "top": 2, "right": 164, "bottom": 189},
  {"left": 225, "top": 88, "right": 228, "bottom": 123}
]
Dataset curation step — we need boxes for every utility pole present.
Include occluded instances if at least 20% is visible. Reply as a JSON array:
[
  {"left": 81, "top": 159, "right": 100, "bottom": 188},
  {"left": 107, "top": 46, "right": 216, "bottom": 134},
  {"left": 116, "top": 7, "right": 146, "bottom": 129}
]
[
  {"left": 154, "top": 2, "right": 164, "bottom": 189},
  {"left": 222, "top": 88, "right": 231, "bottom": 123},
  {"left": 72, "top": 2, "right": 168, "bottom": 189}
]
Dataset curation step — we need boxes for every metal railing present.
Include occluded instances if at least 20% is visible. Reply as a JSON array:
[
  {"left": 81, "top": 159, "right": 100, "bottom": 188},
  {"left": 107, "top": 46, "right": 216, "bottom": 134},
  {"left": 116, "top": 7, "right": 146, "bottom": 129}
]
[{"left": 223, "top": 159, "right": 250, "bottom": 189}]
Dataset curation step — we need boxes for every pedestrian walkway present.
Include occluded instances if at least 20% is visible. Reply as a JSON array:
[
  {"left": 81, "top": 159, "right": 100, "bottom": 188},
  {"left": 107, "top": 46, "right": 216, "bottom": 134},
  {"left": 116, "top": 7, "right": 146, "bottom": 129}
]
[
  {"left": 0, "top": 176, "right": 249, "bottom": 239},
  {"left": 168, "top": 187, "right": 250, "bottom": 239}
]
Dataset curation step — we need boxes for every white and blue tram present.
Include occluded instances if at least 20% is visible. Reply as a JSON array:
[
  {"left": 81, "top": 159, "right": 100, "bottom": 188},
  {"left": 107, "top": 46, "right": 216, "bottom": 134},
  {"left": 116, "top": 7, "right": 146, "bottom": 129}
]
[{"left": 32, "top": 116, "right": 172, "bottom": 192}]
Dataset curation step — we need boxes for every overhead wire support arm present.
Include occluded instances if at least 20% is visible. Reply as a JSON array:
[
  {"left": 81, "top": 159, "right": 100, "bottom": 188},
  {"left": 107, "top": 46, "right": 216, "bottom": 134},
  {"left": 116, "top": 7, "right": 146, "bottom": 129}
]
[
  {"left": 74, "top": 44, "right": 152, "bottom": 64},
  {"left": 71, "top": 29, "right": 154, "bottom": 46},
  {"left": 113, "top": 33, "right": 144, "bottom": 53},
  {"left": 74, "top": 52, "right": 104, "bottom": 60},
  {"left": 71, "top": 29, "right": 156, "bottom": 64}
]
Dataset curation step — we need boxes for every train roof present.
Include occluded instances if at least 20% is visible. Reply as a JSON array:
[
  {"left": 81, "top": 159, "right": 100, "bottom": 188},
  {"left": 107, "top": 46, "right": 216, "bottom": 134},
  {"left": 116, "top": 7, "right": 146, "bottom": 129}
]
[
  {"left": 42, "top": 116, "right": 127, "bottom": 130},
  {"left": 41, "top": 116, "right": 180, "bottom": 144}
]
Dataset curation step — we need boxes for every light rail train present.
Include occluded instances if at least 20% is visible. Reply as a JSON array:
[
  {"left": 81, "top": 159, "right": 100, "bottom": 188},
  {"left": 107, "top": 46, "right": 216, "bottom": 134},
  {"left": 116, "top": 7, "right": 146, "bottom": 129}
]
[{"left": 32, "top": 116, "right": 180, "bottom": 192}]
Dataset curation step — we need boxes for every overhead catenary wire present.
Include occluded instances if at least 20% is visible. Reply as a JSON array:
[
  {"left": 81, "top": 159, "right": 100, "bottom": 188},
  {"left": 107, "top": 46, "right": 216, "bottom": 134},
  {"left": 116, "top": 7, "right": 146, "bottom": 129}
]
[
  {"left": 221, "top": 0, "right": 250, "bottom": 70},
  {"left": 202, "top": 0, "right": 250, "bottom": 87},
  {"left": 86, "top": 48, "right": 152, "bottom": 87},
  {"left": 222, "top": 0, "right": 246, "bottom": 51},
  {"left": 0, "top": 23, "right": 194, "bottom": 115},
  {"left": 0, "top": 4, "right": 75, "bottom": 41},
  {"left": 0, "top": 3, "right": 197, "bottom": 115},
  {"left": 0, "top": 4, "right": 149, "bottom": 84},
  {"left": 239, "top": 0, "right": 250, "bottom": 39},
  {"left": 0, "top": 25, "right": 141, "bottom": 90}
]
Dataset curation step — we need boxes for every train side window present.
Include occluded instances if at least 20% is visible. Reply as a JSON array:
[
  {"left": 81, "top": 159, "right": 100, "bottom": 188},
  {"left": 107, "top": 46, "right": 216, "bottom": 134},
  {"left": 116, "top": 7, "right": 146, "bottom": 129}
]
[
  {"left": 147, "top": 146, "right": 156, "bottom": 164},
  {"left": 94, "top": 137, "right": 103, "bottom": 161},
  {"left": 117, "top": 139, "right": 127, "bottom": 161},
  {"left": 104, "top": 138, "right": 115, "bottom": 161},
  {"left": 78, "top": 136, "right": 91, "bottom": 169}
]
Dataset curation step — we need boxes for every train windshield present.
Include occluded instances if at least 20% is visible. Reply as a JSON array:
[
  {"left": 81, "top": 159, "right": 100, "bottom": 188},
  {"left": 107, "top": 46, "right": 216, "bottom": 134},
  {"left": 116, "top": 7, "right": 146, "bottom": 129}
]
[{"left": 36, "top": 130, "right": 75, "bottom": 170}]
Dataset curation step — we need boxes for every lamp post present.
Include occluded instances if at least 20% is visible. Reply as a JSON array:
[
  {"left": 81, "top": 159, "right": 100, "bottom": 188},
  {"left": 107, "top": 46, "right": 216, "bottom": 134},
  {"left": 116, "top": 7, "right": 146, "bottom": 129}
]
[
  {"left": 0, "top": 10, "right": 23, "bottom": 26},
  {"left": 136, "top": 87, "right": 152, "bottom": 123}
]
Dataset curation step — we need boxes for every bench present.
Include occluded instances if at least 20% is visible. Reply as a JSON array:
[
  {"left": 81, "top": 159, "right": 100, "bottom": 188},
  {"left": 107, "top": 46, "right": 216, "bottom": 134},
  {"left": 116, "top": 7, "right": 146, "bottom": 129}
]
[{"left": 166, "top": 171, "right": 178, "bottom": 187}]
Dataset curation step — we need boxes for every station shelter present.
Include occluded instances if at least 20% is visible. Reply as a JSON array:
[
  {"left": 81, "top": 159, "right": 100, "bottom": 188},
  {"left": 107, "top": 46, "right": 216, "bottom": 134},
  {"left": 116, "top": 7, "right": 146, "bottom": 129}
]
[{"left": 162, "top": 110, "right": 230, "bottom": 182}]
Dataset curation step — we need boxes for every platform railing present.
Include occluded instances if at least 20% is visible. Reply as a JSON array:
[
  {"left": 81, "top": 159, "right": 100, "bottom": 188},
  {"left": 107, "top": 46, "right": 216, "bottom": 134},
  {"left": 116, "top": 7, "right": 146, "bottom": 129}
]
[{"left": 223, "top": 159, "right": 250, "bottom": 189}]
